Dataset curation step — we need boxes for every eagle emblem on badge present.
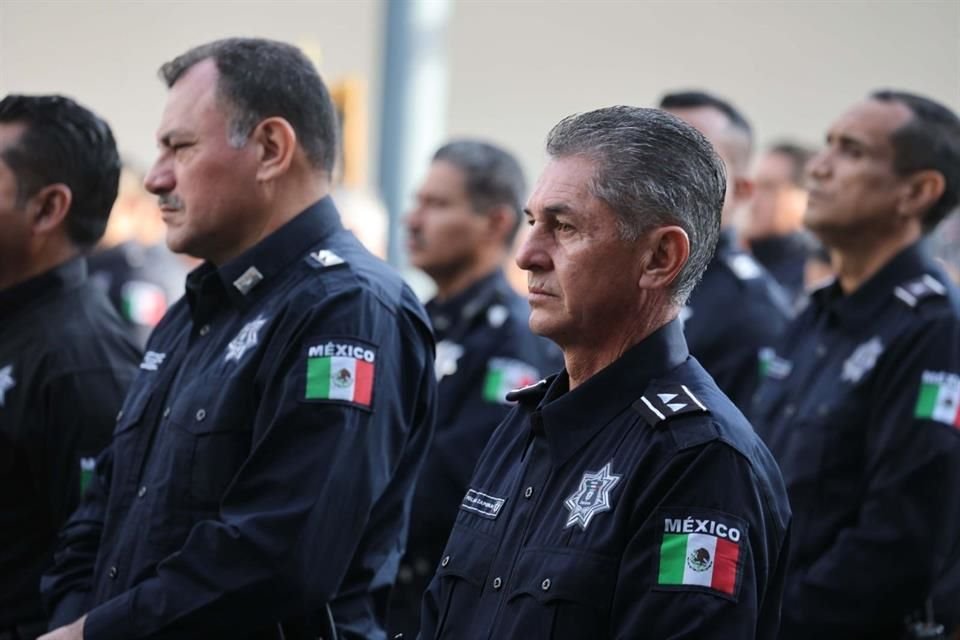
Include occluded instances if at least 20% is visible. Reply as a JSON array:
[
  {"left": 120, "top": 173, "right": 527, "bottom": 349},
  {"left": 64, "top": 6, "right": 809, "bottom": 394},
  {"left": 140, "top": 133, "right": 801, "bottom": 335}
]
[{"left": 564, "top": 461, "right": 621, "bottom": 530}]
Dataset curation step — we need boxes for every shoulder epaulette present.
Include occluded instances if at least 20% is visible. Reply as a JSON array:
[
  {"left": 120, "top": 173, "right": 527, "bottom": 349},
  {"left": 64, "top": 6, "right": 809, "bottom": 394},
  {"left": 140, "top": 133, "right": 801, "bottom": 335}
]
[
  {"left": 633, "top": 382, "right": 710, "bottom": 427},
  {"left": 305, "top": 249, "right": 347, "bottom": 269},
  {"left": 724, "top": 253, "right": 763, "bottom": 281},
  {"left": 894, "top": 274, "right": 947, "bottom": 308},
  {"left": 505, "top": 378, "right": 549, "bottom": 403}
]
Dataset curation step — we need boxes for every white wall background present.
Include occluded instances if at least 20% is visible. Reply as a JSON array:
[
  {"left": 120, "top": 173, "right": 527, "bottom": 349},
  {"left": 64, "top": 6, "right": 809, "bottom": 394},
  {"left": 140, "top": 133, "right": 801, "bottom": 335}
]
[{"left": 1, "top": 0, "right": 958, "bottom": 197}]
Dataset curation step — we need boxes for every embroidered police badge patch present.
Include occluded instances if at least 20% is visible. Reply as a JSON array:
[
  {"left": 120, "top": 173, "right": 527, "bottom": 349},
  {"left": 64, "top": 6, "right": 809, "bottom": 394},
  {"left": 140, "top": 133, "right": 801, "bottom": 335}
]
[
  {"left": 0, "top": 364, "right": 14, "bottom": 407},
  {"left": 225, "top": 315, "right": 268, "bottom": 363},
  {"left": 564, "top": 462, "right": 621, "bottom": 530}
]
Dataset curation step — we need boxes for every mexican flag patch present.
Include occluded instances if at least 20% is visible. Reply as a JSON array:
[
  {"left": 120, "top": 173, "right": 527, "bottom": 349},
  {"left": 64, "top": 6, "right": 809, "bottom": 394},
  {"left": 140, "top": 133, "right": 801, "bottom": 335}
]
[
  {"left": 914, "top": 370, "right": 960, "bottom": 427},
  {"left": 482, "top": 357, "right": 539, "bottom": 404},
  {"left": 656, "top": 513, "right": 745, "bottom": 599},
  {"left": 304, "top": 339, "right": 376, "bottom": 408}
]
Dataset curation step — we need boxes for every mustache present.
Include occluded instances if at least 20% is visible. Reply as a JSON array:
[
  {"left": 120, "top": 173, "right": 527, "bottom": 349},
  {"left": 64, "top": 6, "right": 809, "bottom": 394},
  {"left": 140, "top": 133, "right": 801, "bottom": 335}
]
[{"left": 157, "top": 194, "right": 184, "bottom": 210}]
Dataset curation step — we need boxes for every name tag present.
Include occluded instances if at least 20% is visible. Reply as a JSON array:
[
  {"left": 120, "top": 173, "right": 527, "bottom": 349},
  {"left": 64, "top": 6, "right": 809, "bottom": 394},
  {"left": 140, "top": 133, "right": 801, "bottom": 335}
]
[{"left": 460, "top": 489, "right": 506, "bottom": 519}]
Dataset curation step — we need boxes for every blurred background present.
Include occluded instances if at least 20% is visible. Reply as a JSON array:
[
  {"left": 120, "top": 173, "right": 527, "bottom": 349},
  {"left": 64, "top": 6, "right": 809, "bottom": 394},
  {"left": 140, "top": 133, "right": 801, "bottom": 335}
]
[{"left": 1, "top": 0, "right": 957, "bottom": 273}]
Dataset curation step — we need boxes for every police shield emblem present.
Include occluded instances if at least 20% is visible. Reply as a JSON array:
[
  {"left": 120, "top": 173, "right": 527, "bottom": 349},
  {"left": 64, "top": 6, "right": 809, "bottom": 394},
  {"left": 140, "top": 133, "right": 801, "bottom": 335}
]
[{"left": 564, "top": 462, "right": 621, "bottom": 530}]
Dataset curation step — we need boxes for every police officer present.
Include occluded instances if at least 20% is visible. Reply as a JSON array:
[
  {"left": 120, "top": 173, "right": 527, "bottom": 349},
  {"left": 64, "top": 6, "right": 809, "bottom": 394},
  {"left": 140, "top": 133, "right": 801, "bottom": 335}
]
[
  {"left": 0, "top": 95, "right": 138, "bottom": 639},
  {"left": 743, "top": 142, "right": 821, "bottom": 305},
  {"left": 751, "top": 91, "right": 960, "bottom": 639},
  {"left": 388, "top": 141, "right": 558, "bottom": 637},
  {"left": 40, "top": 38, "right": 436, "bottom": 640},
  {"left": 659, "top": 91, "right": 793, "bottom": 409},
  {"left": 419, "top": 106, "right": 791, "bottom": 639}
]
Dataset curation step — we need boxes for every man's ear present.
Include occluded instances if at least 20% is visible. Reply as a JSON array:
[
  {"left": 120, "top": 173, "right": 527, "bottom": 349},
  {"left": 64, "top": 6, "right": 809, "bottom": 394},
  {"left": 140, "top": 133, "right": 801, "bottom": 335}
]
[
  {"left": 638, "top": 225, "right": 690, "bottom": 292},
  {"left": 483, "top": 205, "right": 517, "bottom": 246},
  {"left": 250, "top": 117, "right": 298, "bottom": 182},
  {"left": 27, "top": 184, "right": 72, "bottom": 236},
  {"left": 896, "top": 169, "right": 945, "bottom": 221},
  {"left": 732, "top": 174, "right": 755, "bottom": 207}
]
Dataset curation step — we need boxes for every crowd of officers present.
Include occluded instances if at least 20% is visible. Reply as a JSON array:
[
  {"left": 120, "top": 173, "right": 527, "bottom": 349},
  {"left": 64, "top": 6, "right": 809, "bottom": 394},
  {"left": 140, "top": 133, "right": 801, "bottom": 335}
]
[{"left": 1, "top": 36, "right": 959, "bottom": 640}]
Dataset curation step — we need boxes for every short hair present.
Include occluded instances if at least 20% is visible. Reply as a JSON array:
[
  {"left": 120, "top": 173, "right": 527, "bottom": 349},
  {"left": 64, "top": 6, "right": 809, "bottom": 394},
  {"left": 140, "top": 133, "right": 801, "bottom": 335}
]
[
  {"left": 768, "top": 141, "right": 816, "bottom": 187},
  {"left": 659, "top": 90, "right": 754, "bottom": 172},
  {"left": 160, "top": 37, "right": 338, "bottom": 173},
  {"left": 0, "top": 94, "right": 121, "bottom": 249},
  {"left": 545, "top": 105, "right": 726, "bottom": 305},
  {"left": 432, "top": 140, "right": 526, "bottom": 244},
  {"left": 871, "top": 89, "right": 960, "bottom": 232}
]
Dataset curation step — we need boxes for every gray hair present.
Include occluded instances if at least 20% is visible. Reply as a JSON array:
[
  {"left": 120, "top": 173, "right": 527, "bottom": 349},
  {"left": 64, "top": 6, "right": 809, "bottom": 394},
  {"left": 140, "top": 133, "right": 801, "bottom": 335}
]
[
  {"left": 159, "top": 38, "right": 338, "bottom": 173},
  {"left": 545, "top": 105, "right": 726, "bottom": 304},
  {"left": 433, "top": 139, "right": 526, "bottom": 245}
]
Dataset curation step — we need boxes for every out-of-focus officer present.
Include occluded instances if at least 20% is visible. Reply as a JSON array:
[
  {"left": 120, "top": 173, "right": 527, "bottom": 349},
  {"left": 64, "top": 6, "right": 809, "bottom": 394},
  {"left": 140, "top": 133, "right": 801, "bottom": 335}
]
[
  {"left": 387, "top": 140, "right": 559, "bottom": 638},
  {"left": 751, "top": 90, "right": 960, "bottom": 640},
  {"left": 39, "top": 38, "right": 436, "bottom": 640},
  {"left": 419, "top": 106, "right": 791, "bottom": 639},
  {"left": 0, "top": 95, "right": 139, "bottom": 640},
  {"left": 743, "top": 142, "right": 821, "bottom": 305},
  {"left": 660, "top": 91, "right": 793, "bottom": 409}
]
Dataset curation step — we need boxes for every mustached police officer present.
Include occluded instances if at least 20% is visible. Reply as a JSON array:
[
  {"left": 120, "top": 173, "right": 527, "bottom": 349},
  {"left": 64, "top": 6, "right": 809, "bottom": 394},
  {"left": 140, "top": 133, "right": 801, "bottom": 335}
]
[
  {"left": 751, "top": 91, "right": 960, "bottom": 639},
  {"left": 419, "top": 106, "right": 791, "bottom": 639},
  {"left": 40, "top": 38, "right": 436, "bottom": 640},
  {"left": 0, "top": 95, "right": 139, "bottom": 640}
]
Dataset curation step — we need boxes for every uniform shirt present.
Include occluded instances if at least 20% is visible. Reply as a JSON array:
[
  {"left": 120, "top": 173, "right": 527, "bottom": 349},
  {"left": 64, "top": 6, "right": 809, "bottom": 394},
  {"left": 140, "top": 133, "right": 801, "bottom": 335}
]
[
  {"left": 749, "top": 231, "right": 817, "bottom": 305},
  {"left": 88, "top": 242, "right": 189, "bottom": 348},
  {"left": 750, "top": 243, "right": 960, "bottom": 639},
  {"left": 388, "top": 269, "right": 559, "bottom": 637},
  {"left": 41, "top": 198, "right": 437, "bottom": 640},
  {"left": 684, "top": 230, "right": 793, "bottom": 410},
  {"left": 0, "top": 257, "right": 138, "bottom": 628},
  {"left": 420, "top": 319, "right": 791, "bottom": 639}
]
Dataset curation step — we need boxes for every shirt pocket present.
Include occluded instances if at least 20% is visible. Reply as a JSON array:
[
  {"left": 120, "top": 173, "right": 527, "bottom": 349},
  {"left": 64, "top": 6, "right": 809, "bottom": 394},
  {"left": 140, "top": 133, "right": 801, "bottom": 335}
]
[
  {"left": 432, "top": 523, "right": 497, "bottom": 639},
  {"left": 504, "top": 547, "right": 618, "bottom": 639},
  {"left": 106, "top": 388, "right": 153, "bottom": 500},
  {"left": 167, "top": 386, "right": 253, "bottom": 510}
]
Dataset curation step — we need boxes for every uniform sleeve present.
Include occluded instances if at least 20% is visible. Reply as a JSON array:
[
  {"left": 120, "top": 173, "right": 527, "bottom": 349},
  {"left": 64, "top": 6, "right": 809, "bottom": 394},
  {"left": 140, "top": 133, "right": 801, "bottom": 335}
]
[
  {"left": 780, "top": 316, "right": 960, "bottom": 637},
  {"left": 41, "top": 446, "right": 114, "bottom": 628},
  {"left": 610, "top": 440, "right": 788, "bottom": 639},
  {"left": 38, "top": 365, "right": 135, "bottom": 627},
  {"left": 81, "top": 289, "right": 435, "bottom": 640}
]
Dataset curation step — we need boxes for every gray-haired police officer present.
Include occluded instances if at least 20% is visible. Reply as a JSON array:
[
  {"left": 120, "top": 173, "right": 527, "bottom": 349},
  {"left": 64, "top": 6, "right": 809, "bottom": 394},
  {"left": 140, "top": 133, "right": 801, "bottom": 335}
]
[
  {"left": 419, "top": 106, "right": 791, "bottom": 639},
  {"left": 751, "top": 91, "right": 960, "bottom": 640},
  {"left": 40, "top": 38, "right": 436, "bottom": 640}
]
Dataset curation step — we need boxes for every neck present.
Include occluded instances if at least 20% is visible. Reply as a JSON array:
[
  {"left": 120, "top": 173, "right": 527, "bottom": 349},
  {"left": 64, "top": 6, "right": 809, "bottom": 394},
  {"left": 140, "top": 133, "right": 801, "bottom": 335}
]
[
  {"left": 831, "top": 228, "right": 920, "bottom": 294},
  {"left": 432, "top": 251, "right": 504, "bottom": 302},
  {"left": 0, "top": 241, "right": 79, "bottom": 291},
  {"left": 563, "top": 301, "right": 675, "bottom": 390}
]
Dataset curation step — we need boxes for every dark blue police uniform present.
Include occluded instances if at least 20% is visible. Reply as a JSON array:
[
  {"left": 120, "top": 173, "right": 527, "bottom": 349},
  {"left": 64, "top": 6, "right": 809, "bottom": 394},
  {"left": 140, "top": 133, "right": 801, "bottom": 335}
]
[
  {"left": 41, "top": 198, "right": 437, "bottom": 640},
  {"left": 388, "top": 268, "right": 559, "bottom": 637},
  {"left": 750, "top": 243, "right": 960, "bottom": 639},
  {"left": 684, "top": 230, "right": 793, "bottom": 410},
  {"left": 420, "top": 319, "right": 790, "bottom": 639},
  {"left": 0, "top": 258, "right": 138, "bottom": 639},
  {"left": 750, "top": 231, "right": 818, "bottom": 305}
]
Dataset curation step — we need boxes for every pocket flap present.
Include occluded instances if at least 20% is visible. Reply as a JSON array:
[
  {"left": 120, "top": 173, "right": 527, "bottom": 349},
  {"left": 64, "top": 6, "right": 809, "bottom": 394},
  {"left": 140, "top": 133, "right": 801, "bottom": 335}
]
[
  {"left": 435, "top": 525, "right": 497, "bottom": 588},
  {"left": 506, "top": 548, "right": 618, "bottom": 609}
]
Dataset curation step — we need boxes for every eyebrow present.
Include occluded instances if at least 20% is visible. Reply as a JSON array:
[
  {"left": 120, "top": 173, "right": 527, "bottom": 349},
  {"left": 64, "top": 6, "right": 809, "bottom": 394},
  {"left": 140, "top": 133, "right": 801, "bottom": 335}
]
[
  {"left": 158, "top": 129, "right": 192, "bottom": 147},
  {"left": 524, "top": 202, "right": 576, "bottom": 217}
]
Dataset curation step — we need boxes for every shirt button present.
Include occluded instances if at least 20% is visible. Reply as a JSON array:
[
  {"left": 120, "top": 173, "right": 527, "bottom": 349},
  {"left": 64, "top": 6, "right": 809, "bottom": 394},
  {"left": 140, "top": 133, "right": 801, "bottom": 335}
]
[
  {"left": 492, "top": 576, "right": 502, "bottom": 590},
  {"left": 524, "top": 486, "right": 534, "bottom": 499},
  {"left": 541, "top": 578, "right": 552, "bottom": 591},
  {"left": 108, "top": 566, "right": 118, "bottom": 579},
  {"left": 196, "top": 409, "right": 206, "bottom": 421},
  {"left": 199, "top": 324, "right": 211, "bottom": 336},
  {"left": 440, "top": 555, "right": 450, "bottom": 567},
  {"left": 137, "top": 486, "right": 147, "bottom": 498},
  {"left": 163, "top": 406, "right": 171, "bottom": 418},
  {"left": 816, "top": 344, "right": 827, "bottom": 357},
  {"left": 783, "top": 404, "right": 795, "bottom": 417},
  {"left": 116, "top": 409, "right": 124, "bottom": 422}
]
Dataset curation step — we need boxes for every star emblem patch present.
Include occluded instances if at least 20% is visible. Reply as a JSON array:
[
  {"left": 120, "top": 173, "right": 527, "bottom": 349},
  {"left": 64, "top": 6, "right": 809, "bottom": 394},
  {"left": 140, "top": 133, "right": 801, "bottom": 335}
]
[
  {"left": 564, "top": 461, "right": 621, "bottom": 530},
  {"left": 225, "top": 315, "right": 268, "bottom": 363},
  {"left": 841, "top": 336, "right": 883, "bottom": 383},
  {"left": 0, "top": 365, "right": 15, "bottom": 407}
]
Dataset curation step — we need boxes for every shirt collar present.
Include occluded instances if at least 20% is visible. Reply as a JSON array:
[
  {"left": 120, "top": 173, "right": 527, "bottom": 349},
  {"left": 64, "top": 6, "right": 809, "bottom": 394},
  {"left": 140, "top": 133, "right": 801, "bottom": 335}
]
[
  {"left": 811, "top": 242, "right": 935, "bottom": 328},
  {"left": 426, "top": 268, "right": 508, "bottom": 337},
  {"left": 533, "top": 318, "right": 690, "bottom": 467},
  {"left": 0, "top": 256, "right": 87, "bottom": 322},
  {"left": 186, "top": 197, "right": 344, "bottom": 322}
]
